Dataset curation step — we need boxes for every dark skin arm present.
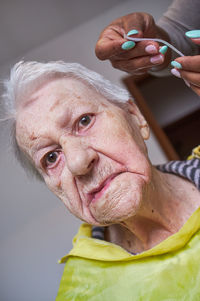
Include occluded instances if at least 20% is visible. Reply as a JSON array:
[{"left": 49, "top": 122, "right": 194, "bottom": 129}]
[
  {"left": 95, "top": 12, "right": 172, "bottom": 74},
  {"left": 96, "top": 12, "right": 200, "bottom": 97}
]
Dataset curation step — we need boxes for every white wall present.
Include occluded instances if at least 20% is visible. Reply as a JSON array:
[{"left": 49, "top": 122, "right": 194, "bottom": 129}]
[{"left": 0, "top": 1, "right": 178, "bottom": 300}]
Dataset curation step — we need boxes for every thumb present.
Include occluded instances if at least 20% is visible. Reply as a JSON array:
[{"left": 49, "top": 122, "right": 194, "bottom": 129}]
[{"left": 95, "top": 36, "right": 125, "bottom": 60}]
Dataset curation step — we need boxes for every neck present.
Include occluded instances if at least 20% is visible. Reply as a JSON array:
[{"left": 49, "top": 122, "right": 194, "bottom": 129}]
[{"left": 106, "top": 167, "right": 200, "bottom": 254}]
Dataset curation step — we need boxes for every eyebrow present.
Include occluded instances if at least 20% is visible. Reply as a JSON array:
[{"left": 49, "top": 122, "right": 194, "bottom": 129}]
[
  {"left": 49, "top": 97, "right": 62, "bottom": 112},
  {"left": 31, "top": 138, "right": 53, "bottom": 158}
]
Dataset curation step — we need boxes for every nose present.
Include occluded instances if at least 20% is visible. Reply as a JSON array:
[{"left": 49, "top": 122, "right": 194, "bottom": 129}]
[{"left": 61, "top": 136, "right": 98, "bottom": 176}]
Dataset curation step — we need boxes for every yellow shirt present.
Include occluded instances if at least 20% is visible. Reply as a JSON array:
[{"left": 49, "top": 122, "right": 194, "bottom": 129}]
[
  {"left": 56, "top": 207, "right": 200, "bottom": 300},
  {"left": 56, "top": 147, "right": 200, "bottom": 300}
]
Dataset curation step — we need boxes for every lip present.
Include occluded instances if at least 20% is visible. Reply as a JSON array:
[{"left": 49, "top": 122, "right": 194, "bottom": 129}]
[{"left": 87, "top": 173, "right": 120, "bottom": 204}]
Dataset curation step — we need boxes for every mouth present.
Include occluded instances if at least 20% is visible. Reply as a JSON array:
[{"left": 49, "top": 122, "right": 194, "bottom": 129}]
[{"left": 87, "top": 173, "right": 120, "bottom": 204}]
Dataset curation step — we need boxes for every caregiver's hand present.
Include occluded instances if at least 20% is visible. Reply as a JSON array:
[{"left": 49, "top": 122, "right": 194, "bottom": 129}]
[
  {"left": 171, "top": 32, "right": 200, "bottom": 97},
  {"left": 95, "top": 12, "right": 171, "bottom": 74}
]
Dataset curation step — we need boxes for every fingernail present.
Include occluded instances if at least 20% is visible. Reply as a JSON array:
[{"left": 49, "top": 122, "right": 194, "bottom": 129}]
[
  {"left": 159, "top": 45, "right": 168, "bottom": 54},
  {"left": 171, "top": 61, "right": 182, "bottom": 69},
  {"left": 150, "top": 54, "right": 164, "bottom": 64},
  {"left": 121, "top": 41, "right": 135, "bottom": 50},
  {"left": 145, "top": 44, "right": 157, "bottom": 54},
  {"left": 171, "top": 68, "right": 181, "bottom": 78},
  {"left": 127, "top": 29, "right": 139, "bottom": 36},
  {"left": 185, "top": 30, "right": 200, "bottom": 38}
]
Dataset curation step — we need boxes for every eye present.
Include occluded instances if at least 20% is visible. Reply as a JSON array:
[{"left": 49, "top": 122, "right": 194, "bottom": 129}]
[
  {"left": 46, "top": 151, "right": 58, "bottom": 163},
  {"left": 79, "top": 115, "right": 91, "bottom": 127},
  {"left": 77, "top": 114, "right": 94, "bottom": 132},
  {"left": 43, "top": 151, "right": 60, "bottom": 168}
]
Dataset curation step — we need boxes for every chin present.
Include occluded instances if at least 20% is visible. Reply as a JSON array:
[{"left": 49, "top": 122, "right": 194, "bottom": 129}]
[
  {"left": 62, "top": 171, "right": 149, "bottom": 226},
  {"left": 90, "top": 177, "right": 144, "bottom": 225}
]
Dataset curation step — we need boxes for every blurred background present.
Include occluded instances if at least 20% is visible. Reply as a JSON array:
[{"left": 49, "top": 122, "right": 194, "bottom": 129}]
[{"left": 0, "top": 1, "right": 199, "bottom": 300}]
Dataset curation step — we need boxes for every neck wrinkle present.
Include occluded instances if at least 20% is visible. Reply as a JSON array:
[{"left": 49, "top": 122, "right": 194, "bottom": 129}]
[{"left": 106, "top": 166, "right": 200, "bottom": 254}]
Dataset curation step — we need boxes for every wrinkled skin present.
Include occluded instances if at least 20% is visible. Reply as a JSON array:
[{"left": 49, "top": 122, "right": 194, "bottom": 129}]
[
  {"left": 16, "top": 77, "right": 151, "bottom": 226},
  {"left": 15, "top": 76, "right": 200, "bottom": 253}
]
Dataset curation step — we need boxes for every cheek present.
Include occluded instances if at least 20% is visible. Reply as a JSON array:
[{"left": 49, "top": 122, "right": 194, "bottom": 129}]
[
  {"left": 92, "top": 116, "right": 150, "bottom": 176},
  {"left": 44, "top": 176, "right": 62, "bottom": 197},
  {"left": 43, "top": 155, "right": 82, "bottom": 216},
  {"left": 45, "top": 173, "right": 81, "bottom": 217},
  {"left": 42, "top": 155, "right": 65, "bottom": 196},
  {"left": 59, "top": 170, "right": 83, "bottom": 214}
]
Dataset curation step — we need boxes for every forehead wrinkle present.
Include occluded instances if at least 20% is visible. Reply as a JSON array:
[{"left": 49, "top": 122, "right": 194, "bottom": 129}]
[
  {"left": 48, "top": 86, "right": 82, "bottom": 115},
  {"left": 17, "top": 77, "right": 105, "bottom": 157},
  {"left": 56, "top": 108, "right": 71, "bottom": 128},
  {"left": 18, "top": 77, "right": 62, "bottom": 110},
  {"left": 49, "top": 96, "right": 67, "bottom": 112},
  {"left": 16, "top": 99, "right": 70, "bottom": 156},
  {"left": 16, "top": 117, "right": 50, "bottom": 158}
]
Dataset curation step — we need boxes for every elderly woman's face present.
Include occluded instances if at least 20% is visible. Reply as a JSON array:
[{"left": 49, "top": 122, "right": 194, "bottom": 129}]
[{"left": 16, "top": 77, "right": 151, "bottom": 225}]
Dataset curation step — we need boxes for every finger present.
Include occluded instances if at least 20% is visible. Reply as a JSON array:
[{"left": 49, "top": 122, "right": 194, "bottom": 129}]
[
  {"left": 96, "top": 38, "right": 127, "bottom": 60},
  {"left": 95, "top": 38, "right": 125, "bottom": 61},
  {"left": 185, "top": 30, "right": 200, "bottom": 45},
  {"left": 180, "top": 70, "right": 200, "bottom": 87},
  {"left": 111, "top": 54, "right": 164, "bottom": 73},
  {"left": 190, "top": 84, "right": 200, "bottom": 96},
  {"left": 175, "top": 56, "right": 200, "bottom": 72},
  {"left": 191, "top": 38, "right": 200, "bottom": 45},
  {"left": 127, "top": 65, "right": 153, "bottom": 74},
  {"left": 171, "top": 68, "right": 200, "bottom": 95},
  {"left": 96, "top": 25, "right": 160, "bottom": 61},
  {"left": 124, "top": 28, "right": 159, "bottom": 57},
  {"left": 111, "top": 40, "right": 159, "bottom": 61}
]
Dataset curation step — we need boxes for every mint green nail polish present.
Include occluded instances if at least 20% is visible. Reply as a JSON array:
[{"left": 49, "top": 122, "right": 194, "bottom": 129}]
[
  {"left": 159, "top": 45, "right": 168, "bottom": 54},
  {"left": 171, "top": 61, "right": 182, "bottom": 69},
  {"left": 127, "top": 29, "right": 138, "bottom": 36},
  {"left": 185, "top": 30, "right": 200, "bottom": 38},
  {"left": 121, "top": 41, "right": 135, "bottom": 50}
]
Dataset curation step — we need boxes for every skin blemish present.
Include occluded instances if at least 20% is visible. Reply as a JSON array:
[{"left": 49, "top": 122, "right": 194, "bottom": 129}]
[
  {"left": 21, "top": 95, "right": 39, "bottom": 109},
  {"left": 49, "top": 96, "right": 68, "bottom": 112},
  {"left": 55, "top": 179, "right": 62, "bottom": 189},
  {"left": 49, "top": 91, "right": 82, "bottom": 113},
  {"left": 106, "top": 110, "right": 115, "bottom": 119},
  {"left": 49, "top": 99, "right": 60, "bottom": 112},
  {"left": 30, "top": 132, "right": 37, "bottom": 141}
]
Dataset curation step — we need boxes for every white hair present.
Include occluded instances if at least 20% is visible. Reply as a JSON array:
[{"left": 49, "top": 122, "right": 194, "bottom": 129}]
[{"left": 1, "top": 60, "right": 131, "bottom": 180}]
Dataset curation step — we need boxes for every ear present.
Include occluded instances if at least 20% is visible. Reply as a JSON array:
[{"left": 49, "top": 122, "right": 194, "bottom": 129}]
[{"left": 127, "top": 99, "right": 150, "bottom": 140}]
